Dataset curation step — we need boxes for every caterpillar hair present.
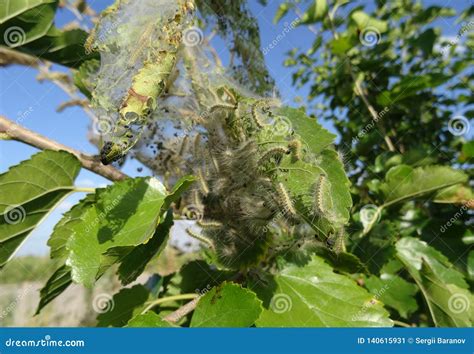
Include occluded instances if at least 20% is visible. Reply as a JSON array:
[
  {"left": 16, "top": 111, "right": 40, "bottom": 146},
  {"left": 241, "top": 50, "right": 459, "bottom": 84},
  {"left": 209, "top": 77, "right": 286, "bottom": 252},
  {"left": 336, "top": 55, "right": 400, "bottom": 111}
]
[
  {"left": 178, "top": 135, "right": 189, "bottom": 157},
  {"left": 259, "top": 147, "right": 288, "bottom": 164},
  {"left": 251, "top": 101, "right": 266, "bottom": 129},
  {"left": 313, "top": 174, "right": 327, "bottom": 215},
  {"left": 288, "top": 139, "right": 302, "bottom": 161},
  {"left": 193, "top": 133, "right": 202, "bottom": 157},
  {"left": 275, "top": 182, "right": 297, "bottom": 218},
  {"left": 197, "top": 220, "right": 223, "bottom": 228},
  {"left": 221, "top": 86, "right": 237, "bottom": 105},
  {"left": 210, "top": 103, "right": 237, "bottom": 113},
  {"left": 326, "top": 228, "right": 346, "bottom": 254},
  {"left": 186, "top": 228, "right": 215, "bottom": 249},
  {"left": 197, "top": 168, "right": 209, "bottom": 195}
]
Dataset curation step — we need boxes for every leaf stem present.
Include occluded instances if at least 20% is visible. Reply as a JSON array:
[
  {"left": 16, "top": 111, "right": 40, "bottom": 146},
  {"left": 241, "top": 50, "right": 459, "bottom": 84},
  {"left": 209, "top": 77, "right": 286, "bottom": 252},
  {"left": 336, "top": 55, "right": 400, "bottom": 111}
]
[
  {"left": 73, "top": 187, "right": 96, "bottom": 193},
  {"left": 141, "top": 294, "right": 199, "bottom": 314},
  {"left": 392, "top": 320, "right": 413, "bottom": 328}
]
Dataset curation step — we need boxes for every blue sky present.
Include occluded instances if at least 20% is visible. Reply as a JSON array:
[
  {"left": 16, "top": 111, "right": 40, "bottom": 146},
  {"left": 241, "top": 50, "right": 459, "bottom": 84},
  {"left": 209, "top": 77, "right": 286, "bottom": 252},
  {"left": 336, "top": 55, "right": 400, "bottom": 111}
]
[{"left": 0, "top": 0, "right": 469, "bottom": 256}]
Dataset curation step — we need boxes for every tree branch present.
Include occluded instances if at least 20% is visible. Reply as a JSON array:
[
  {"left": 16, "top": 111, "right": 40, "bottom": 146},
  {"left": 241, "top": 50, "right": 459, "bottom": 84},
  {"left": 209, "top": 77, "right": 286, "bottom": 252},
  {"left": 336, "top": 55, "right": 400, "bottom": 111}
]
[{"left": 0, "top": 115, "right": 128, "bottom": 181}]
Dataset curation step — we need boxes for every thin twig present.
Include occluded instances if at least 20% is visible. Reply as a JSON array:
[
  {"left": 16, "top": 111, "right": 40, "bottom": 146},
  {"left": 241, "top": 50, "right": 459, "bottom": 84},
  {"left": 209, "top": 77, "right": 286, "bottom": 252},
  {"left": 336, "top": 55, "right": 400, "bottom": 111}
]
[
  {"left": 163, "top": 297, "right": 201, "bottom": 324},
  {"left": 295, "top": 6, "right": 396, "bottom": 152},
  {"left": 0, "top": 115, "right": 128, "bottom": 181},
  {"left": 141, "top": 294, "right": 199, "bottom": 315}
]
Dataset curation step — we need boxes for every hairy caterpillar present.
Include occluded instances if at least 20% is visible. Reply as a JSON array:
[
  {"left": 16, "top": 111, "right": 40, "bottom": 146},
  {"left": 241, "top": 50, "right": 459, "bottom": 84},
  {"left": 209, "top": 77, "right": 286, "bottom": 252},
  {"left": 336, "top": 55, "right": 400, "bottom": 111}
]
[
  {"left": 210, "top": 103, "right": 237, "bottom": 113},
  {"left": 128, "top": 23, "right": 155, "bottom": 67},
  {"left": 197, "top": 220, "right": 223, "bottom": 228},
  {"left": 193, "top": 133, "right": 202, "bottom": 157},
  {"left": 178, "top": 135, "right": 189, "bottom": 157},
  {"left": 250, "top": 101, "right": 266, "bottom": 129},
  {"left": 258, "top": 147, "right": 288, "bottom": 164},
  {"left": 313, "top": 173, "right": 333, "bottom": 216},
  {"left": 186, "top": 228, "right": 215, "bottom": 249},
  {"left": 287, "top": 139, "right": 302, "bottom": 161},
  {"left": 326, "top": 228, "right": 346, "bottom": 254},
  {"left": 275, "top": 182, "right": 297, "bottom": 219},
  {"left": 197, "top": 168, "right": 209, "bottom": 194}
]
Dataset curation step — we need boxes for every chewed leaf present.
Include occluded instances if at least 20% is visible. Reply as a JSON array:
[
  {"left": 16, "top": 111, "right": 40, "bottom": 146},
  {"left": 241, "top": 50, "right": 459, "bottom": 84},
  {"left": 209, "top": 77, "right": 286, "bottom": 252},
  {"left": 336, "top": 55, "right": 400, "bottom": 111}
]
[
  {"left": 90, "top": 0, "right": 194, "bottom": 163},
  {"left": 255, "top": 256, "right": 392, "bottom": 327}
]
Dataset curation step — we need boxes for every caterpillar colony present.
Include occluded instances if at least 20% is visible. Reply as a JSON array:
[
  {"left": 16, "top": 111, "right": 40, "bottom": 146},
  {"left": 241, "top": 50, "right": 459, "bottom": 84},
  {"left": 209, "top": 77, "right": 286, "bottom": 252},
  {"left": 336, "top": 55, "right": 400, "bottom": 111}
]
[{"left": 85, "top": 0, "right": 352, "bottom": 270}]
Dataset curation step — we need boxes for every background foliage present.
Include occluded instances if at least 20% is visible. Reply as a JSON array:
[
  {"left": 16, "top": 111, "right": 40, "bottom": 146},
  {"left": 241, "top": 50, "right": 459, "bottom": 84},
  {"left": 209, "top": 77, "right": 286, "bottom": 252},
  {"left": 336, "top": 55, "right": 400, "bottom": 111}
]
[{"left": 0, "top": 0, "right": 472, "bottom": 328}]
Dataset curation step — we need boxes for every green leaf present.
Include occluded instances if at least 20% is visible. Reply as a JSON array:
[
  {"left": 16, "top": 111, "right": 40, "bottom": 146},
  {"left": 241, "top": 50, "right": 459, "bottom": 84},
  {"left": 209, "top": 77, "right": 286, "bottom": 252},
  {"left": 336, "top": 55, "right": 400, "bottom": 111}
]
[
  {"left": 96, "top": 284, "right": 150, "bottom": 327},
  {"left": 380, "top": 165, "right": 468, "bottom": 207},
  {"left": 73, "top": 59, "right": 100, "bottom": 100},
  {"left": 255, "top": 256, "right": 392, "bottom": 327},
  {"left": 177, "top": 260, "right": 232, "bottom": 294},
  {"left": 0, "top": 150, "right": 81, "bottom": 267},
  {"left": 468, "top": 251, "right": 474, "bottom": 282},
  {"left": 376, "top": 74, "right": 451, "bottom": 106},
  {"left": 66, "top": 177, "right": 168, "bottom": 287},
  {"left": 410, "top": 28, "right": 437, "bottom": 57},
  {"left": 116, "top": 211, "right": 173, "bottom": 285},
  {"left": 273, "top": 3, "right": 293, "bottom": 24},
  {"left": 0, "top": 0, "right": 95, "bottom": 67},
  {"left": 162, "top": 175, "right": 196, "bottom": 210},
  {"left": 351, "top": 11, "right": 388, "bottom": 33},
  {"left": 396, "top": 237, "right": 468, "bottom": 290},
  {"left": 47, "top": 194, "right": 95, "bottom": 262},
  {"left": 418, "top": 261, "right": 473, "bottom": 327},
  {"left": 278, "top": 107, "right": 335, "bottom": 155},
  {"left": 364, "top": 274, "right": 419, "bottom": 319},
  {"left": 277, "top": 149, "right": 352, "bottom": 230},
  {"left": 460, "top": 141, "right": 474, "bottom": 162},
  {"left": 353, "top": 221, "right": 397, "bottom": 274},
  {"left": 433, "top": 184, "right": 474, "bottom": 205},
  {"left": 21, "top": 27, "right": 97, "bottom": 68},
  {"left": 126, "top": 312, "right": 173, "bottom": 327},
  {"left": 0, "top": 0, "right": 57, "bottom": 47},
  {"left": 300, "top": 0, "right": 328, "bottom": 24},
  {"left": 190, "top": 282, "right": 263, "bottom": 327},
  {"left": 396, "top": 237, "right": 472, "bottom": 327},
  {"left": 412, "top": 6, "right": 456, "bottom": 24},
  {"left": 35, "top": 265, "right": 72, "bottom": 314},
  {"left": 329, "top": 36, "right": 354, "bottom": 55}
]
